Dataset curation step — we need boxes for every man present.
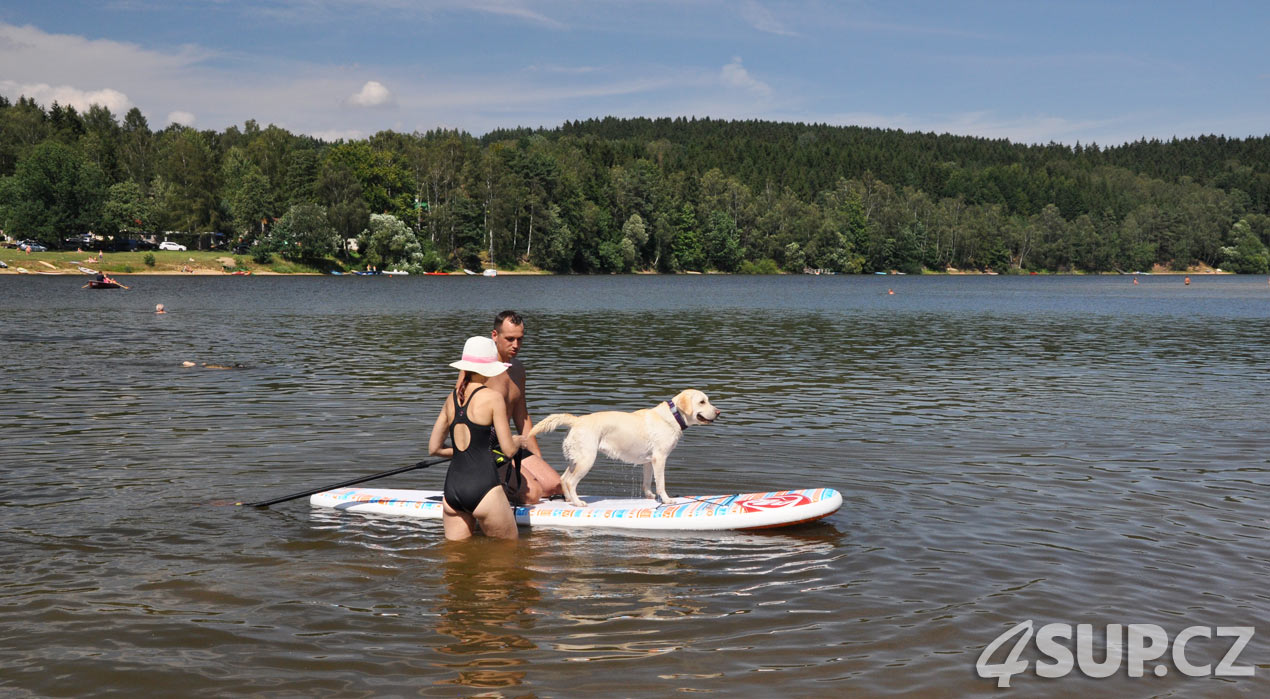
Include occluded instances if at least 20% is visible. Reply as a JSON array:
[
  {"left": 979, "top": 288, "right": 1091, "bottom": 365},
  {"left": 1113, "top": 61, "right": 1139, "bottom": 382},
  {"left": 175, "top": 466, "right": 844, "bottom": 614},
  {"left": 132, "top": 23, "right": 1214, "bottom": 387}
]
[{"left": 485, "top": 310, "right": 562, "bottom": 504}]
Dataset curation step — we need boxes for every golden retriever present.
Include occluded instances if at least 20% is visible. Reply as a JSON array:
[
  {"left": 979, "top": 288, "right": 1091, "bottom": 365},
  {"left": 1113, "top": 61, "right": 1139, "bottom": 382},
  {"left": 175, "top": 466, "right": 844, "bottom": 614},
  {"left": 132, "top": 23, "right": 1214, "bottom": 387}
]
[{"left": 528, "top": 389, "right": 720, "bottom": 506}]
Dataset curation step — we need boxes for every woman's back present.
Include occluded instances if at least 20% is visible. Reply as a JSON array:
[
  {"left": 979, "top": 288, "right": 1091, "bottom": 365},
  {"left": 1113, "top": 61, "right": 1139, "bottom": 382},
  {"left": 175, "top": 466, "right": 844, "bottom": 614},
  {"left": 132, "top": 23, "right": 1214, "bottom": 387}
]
[{"left": 456, "top": 384, "right": 500, "bottom": 425}]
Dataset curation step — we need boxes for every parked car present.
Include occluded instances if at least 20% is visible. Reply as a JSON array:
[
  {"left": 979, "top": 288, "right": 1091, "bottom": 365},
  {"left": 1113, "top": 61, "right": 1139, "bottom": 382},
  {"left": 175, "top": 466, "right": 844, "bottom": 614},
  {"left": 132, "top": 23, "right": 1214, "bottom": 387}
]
[
  {"left": 159, "top": 241, "right": 187, "bottom": 251},
  {"left": 19, "top": 240, "right": 48, "bottom": 252},
  {"left": 109, "top": 238, "right": 157, "bottom": 252}
]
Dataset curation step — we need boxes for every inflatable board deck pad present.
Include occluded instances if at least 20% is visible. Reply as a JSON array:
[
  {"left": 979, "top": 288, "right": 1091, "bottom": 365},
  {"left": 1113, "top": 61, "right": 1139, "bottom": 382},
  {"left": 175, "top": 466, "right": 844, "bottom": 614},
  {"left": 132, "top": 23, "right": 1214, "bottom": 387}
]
[{"left": 311, "top": 487, "right": 842, "bottom": 531}]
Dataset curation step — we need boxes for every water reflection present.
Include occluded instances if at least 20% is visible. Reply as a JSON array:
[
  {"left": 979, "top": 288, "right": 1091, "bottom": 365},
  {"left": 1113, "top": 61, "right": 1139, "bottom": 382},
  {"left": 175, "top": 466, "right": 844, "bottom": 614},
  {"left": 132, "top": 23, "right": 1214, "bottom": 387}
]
[{"left": 432, "top": 539, "right": 539, "bottom": 690}]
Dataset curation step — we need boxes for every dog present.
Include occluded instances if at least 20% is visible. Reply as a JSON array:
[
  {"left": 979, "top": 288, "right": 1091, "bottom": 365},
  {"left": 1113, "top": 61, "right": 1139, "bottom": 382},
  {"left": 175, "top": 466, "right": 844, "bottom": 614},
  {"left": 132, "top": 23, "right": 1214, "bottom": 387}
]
[{"left": 527, "top": 389, "right": 720, "bottom": 507}]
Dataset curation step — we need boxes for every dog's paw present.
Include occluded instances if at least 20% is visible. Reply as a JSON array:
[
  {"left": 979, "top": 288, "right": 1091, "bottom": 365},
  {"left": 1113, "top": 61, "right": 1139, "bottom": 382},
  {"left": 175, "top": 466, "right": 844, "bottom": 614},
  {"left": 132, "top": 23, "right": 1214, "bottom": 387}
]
[
  {"left": 655, "top": 495, "right": 678, "bottom": 506},
  {"left": 567, "top": 499, "right": 587, "bottom": 508}
]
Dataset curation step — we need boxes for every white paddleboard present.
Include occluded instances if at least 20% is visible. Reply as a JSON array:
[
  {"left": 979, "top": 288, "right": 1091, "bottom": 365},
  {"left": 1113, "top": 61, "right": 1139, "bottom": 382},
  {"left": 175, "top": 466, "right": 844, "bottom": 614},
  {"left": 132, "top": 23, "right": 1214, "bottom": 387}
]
[{"left": 310, "top": 487, "right": 841, "bottom": 531}]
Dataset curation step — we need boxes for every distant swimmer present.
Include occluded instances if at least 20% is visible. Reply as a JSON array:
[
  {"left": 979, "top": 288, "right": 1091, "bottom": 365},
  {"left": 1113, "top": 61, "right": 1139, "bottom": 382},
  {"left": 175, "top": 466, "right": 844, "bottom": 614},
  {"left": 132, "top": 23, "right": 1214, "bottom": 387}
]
[
  {"left": 1133, "top": 277, "right": 1138, "bottom": 285},
  {"left": 181, "top": 361, "right": 244, "bottom": 369},
  {"left": 155, "top": 303, "right": 166, "bottom": 314},
  {"left": 1184, "top": 276, "right": 1191, "bottom": 286},
  {"left": 887, "top": 288, "right": 895, "bottom": 295}
]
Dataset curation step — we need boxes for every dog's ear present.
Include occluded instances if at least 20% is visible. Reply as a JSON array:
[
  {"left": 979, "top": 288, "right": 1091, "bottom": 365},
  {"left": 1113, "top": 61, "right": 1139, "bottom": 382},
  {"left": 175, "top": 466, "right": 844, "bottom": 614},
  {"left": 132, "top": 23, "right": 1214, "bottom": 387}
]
[{"left": 674, "top": 390, "right": 696, "bottom": 415}]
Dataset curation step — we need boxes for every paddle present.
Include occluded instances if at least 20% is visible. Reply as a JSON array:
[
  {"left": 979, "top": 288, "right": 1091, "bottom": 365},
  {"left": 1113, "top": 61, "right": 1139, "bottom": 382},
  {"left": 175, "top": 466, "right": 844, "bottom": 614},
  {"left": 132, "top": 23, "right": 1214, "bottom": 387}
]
[{"left": 236, "top": 457, "right": 450, "bottom": 508}]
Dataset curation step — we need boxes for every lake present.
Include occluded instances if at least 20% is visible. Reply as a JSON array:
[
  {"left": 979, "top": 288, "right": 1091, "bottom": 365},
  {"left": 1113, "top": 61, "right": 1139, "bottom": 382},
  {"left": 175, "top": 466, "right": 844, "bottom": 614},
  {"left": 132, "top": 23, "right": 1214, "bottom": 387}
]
[{"left": 1, "top": 273, "right": 1267, "bottom": 696}]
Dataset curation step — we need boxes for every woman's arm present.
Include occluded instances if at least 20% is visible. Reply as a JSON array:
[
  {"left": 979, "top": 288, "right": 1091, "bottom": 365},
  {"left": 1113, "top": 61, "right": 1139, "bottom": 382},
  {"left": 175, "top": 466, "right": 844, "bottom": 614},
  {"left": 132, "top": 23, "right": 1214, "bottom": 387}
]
[{"left": 428, "top": 396, "right": 454, "bottom": 458}]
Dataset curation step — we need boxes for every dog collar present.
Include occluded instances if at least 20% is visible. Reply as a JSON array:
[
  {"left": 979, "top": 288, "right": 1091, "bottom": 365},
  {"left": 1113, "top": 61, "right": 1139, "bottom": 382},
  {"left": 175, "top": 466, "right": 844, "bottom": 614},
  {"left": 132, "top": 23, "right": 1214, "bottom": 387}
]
[{"left": 665, "top": 400, "right": 689, "bottom": 430}]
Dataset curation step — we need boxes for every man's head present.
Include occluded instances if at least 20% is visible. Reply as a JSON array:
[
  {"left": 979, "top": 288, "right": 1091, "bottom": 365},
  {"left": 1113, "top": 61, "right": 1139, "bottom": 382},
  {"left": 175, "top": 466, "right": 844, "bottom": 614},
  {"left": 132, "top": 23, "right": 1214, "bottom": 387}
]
[{"left": 491, "top": 310, "right": 524, "bottom": 362}]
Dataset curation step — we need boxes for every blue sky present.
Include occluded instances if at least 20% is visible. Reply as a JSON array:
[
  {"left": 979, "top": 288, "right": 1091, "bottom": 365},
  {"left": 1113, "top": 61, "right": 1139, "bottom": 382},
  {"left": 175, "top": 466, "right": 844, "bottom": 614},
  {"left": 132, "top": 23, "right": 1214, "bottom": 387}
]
[{"left": 1, "top": 1, "right": 1266, "bottom": 145}]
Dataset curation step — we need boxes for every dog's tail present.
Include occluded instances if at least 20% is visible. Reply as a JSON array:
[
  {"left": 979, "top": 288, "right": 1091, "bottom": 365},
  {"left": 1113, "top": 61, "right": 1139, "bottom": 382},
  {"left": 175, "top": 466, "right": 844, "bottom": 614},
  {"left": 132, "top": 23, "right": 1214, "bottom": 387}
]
[{"left": 528, "top": 413, "right": 579, "bottom": 438}]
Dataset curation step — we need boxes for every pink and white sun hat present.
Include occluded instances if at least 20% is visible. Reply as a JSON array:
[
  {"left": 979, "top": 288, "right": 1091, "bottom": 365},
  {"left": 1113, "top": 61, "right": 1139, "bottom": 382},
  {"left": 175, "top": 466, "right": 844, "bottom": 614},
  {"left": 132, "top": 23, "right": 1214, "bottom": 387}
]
[{"left": 449, "top": 336, "right": 511, "bottom": 377}]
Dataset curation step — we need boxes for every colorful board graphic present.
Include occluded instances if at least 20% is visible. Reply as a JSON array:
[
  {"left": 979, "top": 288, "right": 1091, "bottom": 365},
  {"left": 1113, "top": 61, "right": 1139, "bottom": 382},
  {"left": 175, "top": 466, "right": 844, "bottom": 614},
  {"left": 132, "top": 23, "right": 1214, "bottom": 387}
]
[{"left": 310, "top": 487, "right": 842, "bottom": 531}]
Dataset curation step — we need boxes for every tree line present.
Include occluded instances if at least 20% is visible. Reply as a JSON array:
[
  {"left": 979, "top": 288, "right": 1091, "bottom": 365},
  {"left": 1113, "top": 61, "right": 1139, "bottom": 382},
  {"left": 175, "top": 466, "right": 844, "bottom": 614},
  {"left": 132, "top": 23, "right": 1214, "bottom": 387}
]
[{"left": 2, "top": 96, "right": 1269, "bottom": 274}]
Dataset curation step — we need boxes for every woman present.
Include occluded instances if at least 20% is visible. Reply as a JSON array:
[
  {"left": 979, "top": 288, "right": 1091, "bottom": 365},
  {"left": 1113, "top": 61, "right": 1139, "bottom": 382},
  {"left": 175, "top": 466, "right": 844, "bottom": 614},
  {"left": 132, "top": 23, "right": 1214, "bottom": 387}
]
[{"left": 428, "top": 336, "right": 522, "bottom": 540}]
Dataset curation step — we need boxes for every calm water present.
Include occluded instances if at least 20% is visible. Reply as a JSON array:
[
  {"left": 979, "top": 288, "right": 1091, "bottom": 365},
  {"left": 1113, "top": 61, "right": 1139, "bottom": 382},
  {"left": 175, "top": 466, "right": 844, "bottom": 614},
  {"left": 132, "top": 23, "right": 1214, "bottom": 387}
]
[{"left": 1, "top": 274, "right": 1267, "bottom": 697}]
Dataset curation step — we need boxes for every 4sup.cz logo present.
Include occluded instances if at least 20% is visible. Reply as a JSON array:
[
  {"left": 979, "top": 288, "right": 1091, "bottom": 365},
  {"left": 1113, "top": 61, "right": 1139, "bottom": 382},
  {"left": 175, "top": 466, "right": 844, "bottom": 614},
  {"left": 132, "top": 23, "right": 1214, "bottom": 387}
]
[{"left": 977, "top": 621, "right": 1255, "bottom": 687}]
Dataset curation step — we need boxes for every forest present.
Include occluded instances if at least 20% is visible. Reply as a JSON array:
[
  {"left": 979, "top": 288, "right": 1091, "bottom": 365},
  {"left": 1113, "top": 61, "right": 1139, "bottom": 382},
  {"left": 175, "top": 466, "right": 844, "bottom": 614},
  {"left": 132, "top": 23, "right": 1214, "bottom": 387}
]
[{"left": 2, "top": 95, "right": 1269, "bottom": 274}]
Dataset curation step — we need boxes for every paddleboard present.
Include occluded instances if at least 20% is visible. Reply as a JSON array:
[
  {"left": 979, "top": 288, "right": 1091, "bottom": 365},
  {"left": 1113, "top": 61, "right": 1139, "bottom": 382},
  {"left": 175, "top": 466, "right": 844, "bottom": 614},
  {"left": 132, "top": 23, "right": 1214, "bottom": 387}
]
[{"left": 310, "top": 487, "right": 841, "bottom": 531}]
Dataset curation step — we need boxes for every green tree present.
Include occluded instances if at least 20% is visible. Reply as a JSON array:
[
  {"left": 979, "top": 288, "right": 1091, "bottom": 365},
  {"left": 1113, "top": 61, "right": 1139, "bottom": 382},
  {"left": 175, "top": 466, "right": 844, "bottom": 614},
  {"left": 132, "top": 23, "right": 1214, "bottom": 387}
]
[
  {"left": 670, "top": 202, "right": 704, "bottom": 271},
  {"left": 702, "top": 210, "right": 742, "bottom": 272},
  {"left": 814, "top": 181, "right": 869, "bottom": 272},
  {"left": 156, "top": 127, "right": 220, "bottom": 247},
  {"left": 79, "top": 105, "right": 121, "bottom": 182},
  {"left": 0, "top": 97, "right": 50, "bottom": 176},
  {"left": 529, "top": 203, "right": 574, "bottom": 273},
  {"left": 360, "top": 213, "right": 443, "bottom": 272},
  {"left": 620, "top": 212, "right": 648, "bottom": 271},
  {"left": 0, "top": 141, "right": 106, "bottom": 244},
  {"left": 269, "top": 203, "right": 338, "bottom": 261},
  {"left": 324, "top": 141, "right": 415, "bottom": 218},
  {"left": 220, "top": 146, "right": 273, "bottom": 241},
  {"left": 318, "top": 163, "right": 370, "bottom": 255},
  {"left": 1220, "top": 218, "right": 1270, "bottom": 273},
  {"left": 118, "top": 108, "right": 155, "bottom": 188},
  {"left": 246, "top": 124, "right": 298, "bottom": 211},
  {"left": 102, "top": 180, "right": 154, "bottom": 236},
  {"left": 46, "top": 102, "right": 85, "bottom": 144},
  {"left": 282, "top": 148, "right": 321, "bottom": 208}
]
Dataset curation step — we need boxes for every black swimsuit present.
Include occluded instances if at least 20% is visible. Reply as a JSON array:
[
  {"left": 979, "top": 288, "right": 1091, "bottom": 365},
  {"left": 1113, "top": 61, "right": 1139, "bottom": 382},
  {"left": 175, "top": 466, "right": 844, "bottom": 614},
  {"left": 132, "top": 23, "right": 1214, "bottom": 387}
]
[{"left": 443, "top": 386, "right": 503, "bottom": 514}]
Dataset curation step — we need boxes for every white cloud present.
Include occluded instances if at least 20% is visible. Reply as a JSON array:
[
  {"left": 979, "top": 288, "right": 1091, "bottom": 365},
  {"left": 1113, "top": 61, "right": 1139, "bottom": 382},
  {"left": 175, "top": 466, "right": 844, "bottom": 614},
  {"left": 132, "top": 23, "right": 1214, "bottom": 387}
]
[
  {"left": 0, "top": 81, "right": 132, "bottom": 114},
  {"left": 167, "top": 110, "right": 196, "bottom": 126},
  {"left": 740, "top": 1, "right": 796, "bottom": 36},
  {"left": 0, "top": 22, "right": 211, "bottom": 83},
  {"left": 310, "top": 128, "right": 366, "bottom": 142},
  {"left": 348, "top": 80, "right": 394, "bottom": 107},
  {"left": 0, "top": 21, "right": 216, "bottom": 127},
  {"left": 720, "top": 57, "right": 771, "bottom": 97}
]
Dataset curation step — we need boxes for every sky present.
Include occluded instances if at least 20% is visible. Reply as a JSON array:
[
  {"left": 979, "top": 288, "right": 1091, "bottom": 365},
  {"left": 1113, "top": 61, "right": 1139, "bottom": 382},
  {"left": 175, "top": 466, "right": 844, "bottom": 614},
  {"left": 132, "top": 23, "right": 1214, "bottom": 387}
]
[{"left": 1, "top": 0, "right": 1267, "bottom": 146}]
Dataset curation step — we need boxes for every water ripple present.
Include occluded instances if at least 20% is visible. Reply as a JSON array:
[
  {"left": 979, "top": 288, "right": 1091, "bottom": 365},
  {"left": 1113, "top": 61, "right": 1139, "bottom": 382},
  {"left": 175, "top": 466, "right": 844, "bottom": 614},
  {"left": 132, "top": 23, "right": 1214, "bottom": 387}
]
[{"left": 1, "top": 275, "right": 1267, "bottom": 695}]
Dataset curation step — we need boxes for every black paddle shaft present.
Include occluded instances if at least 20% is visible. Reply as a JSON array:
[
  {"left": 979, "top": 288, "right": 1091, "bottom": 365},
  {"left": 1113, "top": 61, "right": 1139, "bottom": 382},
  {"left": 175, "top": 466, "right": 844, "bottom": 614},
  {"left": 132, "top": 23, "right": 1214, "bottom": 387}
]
[{"left": 238, "top": 458, "right": 449, "bottom": 508}]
